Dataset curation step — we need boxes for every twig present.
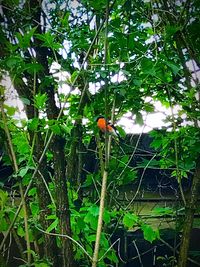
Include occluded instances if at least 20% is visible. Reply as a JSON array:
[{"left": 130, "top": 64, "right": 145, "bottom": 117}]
[
  {"left": 92, "top": 2, "right": 111, "bottom": 265},
  {"left": 35, "top": 226, "right": 92, "bottom": 260},
  {"left": 132, "top": 240, "right": 143, "bottom": 267},
  {"left": 130, "top": 153, "right": 157, "bottom": 202},
  {"left": 38, "top": 170, "right": 56, "bottom": 207},
  {"left": 98, "top": 238, "right": 120, "bottom": 261},
  {"left": 130, "top": 246, "right": 156, "bottom": 261}
]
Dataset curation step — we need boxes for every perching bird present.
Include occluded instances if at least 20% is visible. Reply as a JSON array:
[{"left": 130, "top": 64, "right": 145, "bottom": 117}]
[{"left": 96, "top": 116, "right": 120, "bottom": 138}]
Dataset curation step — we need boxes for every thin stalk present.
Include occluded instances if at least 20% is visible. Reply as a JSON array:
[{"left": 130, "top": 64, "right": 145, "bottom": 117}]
[
  {"left": 92, "top": 2, "right": 110, "bottom": 266},
  {"left": 0, "top": 100, "right": 31, "bottom": 265},
  {"left": 91, "top": 162, "right": 109, "bottom": 267},
  {"left": 96, "top": 134, "right": 105, "bottom": 177}
]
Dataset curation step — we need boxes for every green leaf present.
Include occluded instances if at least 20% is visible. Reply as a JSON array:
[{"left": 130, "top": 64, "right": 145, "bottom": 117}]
[
  {"left": 16, "top": 27, "right": 37, "bottom": 49},
  {"left": 116, "top": 126, "right": 126, "bottom": 138},
  {"left": 166, "top": 61, "right": 180, "bottom": 75},
  {"left": 105, "top": 250, "right": 119, "bottom": 263},
  {"left": 152, "top": 207, "right": 173, "bottom": 216},
  {"left": 118, "top": 155, "right": 129, "bottom": 167},
  {"left": 24, "top": 63, "right": 43, "bottom": 74},
  {"left": 20, "top": 97, "right": 30, "bottom": 105},
  {"left": 47, "top": 214, "right": 57, "bottom": 220},
  {"left": 0, "top": 216, "right": 8, "bottom": 232},
  {"left": 3, "top": 104, "right": 16, "bottom": 116},
  {"left": 103, "top": 209, "right": 111, "bottom": 223},
  {"left": 5, "top": 56, "right": 23, "bottom": 69},
  {"left": 61, "top": 12, "right": 70, "bottom": 28},
  {"left": 28, "top": 118, "right": 39, "bottom": 131},
  {"left": 0, "top": 189, "right": 8, "bottom": 209},
  {"left": 135, "top": 112, "right": 143, "bottom": 125},
  {"left": 122, "top": 170, "right": 137, "bottom": 185},
  {"left": 87, "top": 234, "right": 96, "bottom": 243},
  {"left": 123, "top": 213, "right": 138, "bottom": 228},
  {"left": 88, "top": 206, "right": 99, "bottom": 216},
  {"left": 50, "top": 124, "right": 61, "bottom": 135},
  {"left": 141, "top": 58, "right": 156, "bottom": 76},
  {"left": 133, "top": 79, "right": 142, "bottom": 86},
  {"left": 22, "top": 173, "right": 32, "bottom": 186},
  {"left": 28, "top": 187, "right": 37, "bottom": 196},
  {"left": 46, "top": 218, "right": 58, "bottom": 233},
  {"left": 17, "top": 225, "right": 25, "bottom": 237},
  {"left": 141, "top": 224, "right": 160, "bottom": 243},
  {"left": 34, "top": 92, "right": 47, "bottom": 110},
  {"left": 165, "top": 25, "right": 181, "bottom": 38},
  {"left": 144, "top": 103, "right": 154, "bottom": 112},
  {"left": 35, "top": 32, "right": 62, "bottom": 49},
  {"left": 19, "top": 166, "right": 29, "bottom": 177},
  {"left": 0, "top": 85, "right": 5, "bottom": 96},
  {"left": 89, "top": 0, "right": 106, "bottom": 11},
  {"left": 84, "top": 206, "right": 99, "bottom": 230},
  {"left": 30, "top": 202, "right": 39, "bottom": 216},
  {"left": 82, "top": 174, "right": 93, "bottom": 187}
]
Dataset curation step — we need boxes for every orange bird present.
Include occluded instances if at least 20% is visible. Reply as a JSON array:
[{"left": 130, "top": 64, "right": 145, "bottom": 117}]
[{"left": 96, "top": 116, "right": 119, "bottom": 138}]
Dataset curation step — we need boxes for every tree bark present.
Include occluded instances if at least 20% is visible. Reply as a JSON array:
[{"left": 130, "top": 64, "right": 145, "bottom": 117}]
[
  {"left": 34, "top": 132, "right": 60, "bottom": 266},
  {"left": 52, "top": 136, "right": 77, "bottom": 267},
  {"left": 177, "top": 156, "right": 200, "bottom": 267}
]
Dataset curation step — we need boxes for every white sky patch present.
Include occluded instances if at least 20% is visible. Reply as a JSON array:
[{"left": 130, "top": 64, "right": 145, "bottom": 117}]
[
  {"left": 186, "top": 59, "right": 199, "bottom": 72},
  {"left": 117, "top": 98, "right": 185, "bottom": 134},
  {"left": 111, "top": 71, "right": 126, "bottom": 83},
  {"left": 59, "top": 40, "right": 71, "bottom": 59},
  {"left": 90, "top": 16, "right": 95, "bottom": 30},
  {"left": 141, "top": 22, "right": 152, "bottom": 28},
  {"left": 145, "top": 34, "right": 160, "bottom": 45},
  {"left": 82, "top": 118, "right": 89, "bottom": 125},
  {"left": 89, "top": 82, "right": 102, "bottom": 95},
  {"left": 69, "top": 0, "right": 80, "bottom": 9},
  {"left": 2, "top": 76, "right": 27, "bottom": 121},
  {"left": 58, "top": 83, "right": 71, "bottom": 95},
  {"left": 186, "top": 60, "right": 200, "bottom": 94},
  {"left": 50, "top": 61, "right": 72, "bottom": 95},
  {"left": 117, "top": 101, "right": 173, "bottom": 134},
  {"left": 118, "top": 116, "right": 152, "bottom": 133},
  {"left": 50, "top": 61, "right": 61, "bottom": 73},
  {"left": 88, "top": 70, "right": 126, "bottom": 95},
  {"left": 151, "top": 14, "right": 159, "bottom": 23}
]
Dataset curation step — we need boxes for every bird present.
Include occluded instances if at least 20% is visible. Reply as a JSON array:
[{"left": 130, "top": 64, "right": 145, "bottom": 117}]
[{"left": 96, "top": 116, "right": 120, "bottom": 138}]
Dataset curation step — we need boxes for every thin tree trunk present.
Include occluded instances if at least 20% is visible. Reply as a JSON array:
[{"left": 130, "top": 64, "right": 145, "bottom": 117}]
[
  {"left": 34, "top": 133, "right": 60, "bottom": 266},
  {"left": 52, "top": 136, "right": 77, "bottom": 267},
  {"left": 178, "top": 156, "right": 200, "bottom": 267}
]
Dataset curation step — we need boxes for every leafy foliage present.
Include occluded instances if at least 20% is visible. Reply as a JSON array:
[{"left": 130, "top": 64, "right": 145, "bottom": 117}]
[{"left": 0, "top": 0, "right": 200, "bottom": 266}]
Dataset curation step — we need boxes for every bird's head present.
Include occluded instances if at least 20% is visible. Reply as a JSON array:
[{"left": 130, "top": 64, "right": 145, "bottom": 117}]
[{"left": 95, "top": 115, "right": 105, "bottom": 122}]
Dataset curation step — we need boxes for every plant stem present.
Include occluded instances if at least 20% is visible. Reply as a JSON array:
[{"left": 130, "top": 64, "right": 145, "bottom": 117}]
[
  {"left": 0, "top": 100, "right": 31, "bottom": 265},
  {"left": 92, "top": 2, "right": 110, "bottom": 265}
]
